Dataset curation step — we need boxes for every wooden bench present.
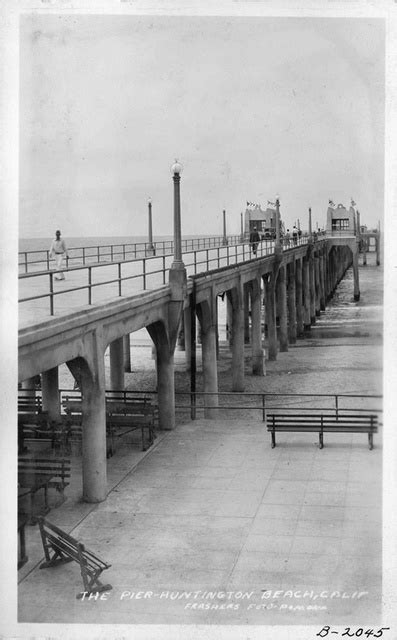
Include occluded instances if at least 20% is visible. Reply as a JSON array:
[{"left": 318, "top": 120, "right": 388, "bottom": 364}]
[
  {"left": 62, "top": 396, "right": 156, "bottom": 455},
  {"left": 18, "top": 457, "right": 71, "bottom": 524},
  {"left": 18, "top": 418, "right": 71, "bottom": 454},
  {"left": 18, "top": 395, "right": 43, "bottom": 414},
  {"left": 267, "top": 413, "right": 378, "bottom": 449},
  {"left": 106, "top": 399, "right": 155, "bottom": 454},
  {"left": 38, "top": 517, "right": 112, "bottom": 598}
]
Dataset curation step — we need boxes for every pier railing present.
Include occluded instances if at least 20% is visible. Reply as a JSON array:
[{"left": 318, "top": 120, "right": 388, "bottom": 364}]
[
  {"left": 19, "top": 235, "right": 312, "bottom": 317},
  {"left": 26, "top": 388, "right": 382, "bottom": 422},
  {"left": 18, "top": 235, "right": 244, "bottom": 274}
]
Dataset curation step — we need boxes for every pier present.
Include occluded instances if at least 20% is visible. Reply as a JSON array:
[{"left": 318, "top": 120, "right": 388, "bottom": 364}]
[
  {"left": 17, "top": 248, "right": 383, "bottom": 625},
  {"left": 18, "top": 222, "right": 379, "bottom": 502}
]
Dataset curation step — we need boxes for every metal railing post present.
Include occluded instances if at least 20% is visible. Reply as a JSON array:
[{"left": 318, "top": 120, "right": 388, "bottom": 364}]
[
  {"left": 49, "top": 272, "right": 54, "bottom": 315},
  {"left": 142, "top": 259, "right": 146, "bottom": 289},
  {"left": 118, "top": 263, "right": 122, "bottom": 296},
  {"left": 46, "top": 251, "right": 50, "bottom": 271},
  {"left": 88, "top": 267, "right": 92, "bottom": 305}
]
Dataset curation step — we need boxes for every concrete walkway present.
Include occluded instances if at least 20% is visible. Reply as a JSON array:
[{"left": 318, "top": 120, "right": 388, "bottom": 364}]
[{"left": 7, "top": 254, "right": 392, "bottom": 640}]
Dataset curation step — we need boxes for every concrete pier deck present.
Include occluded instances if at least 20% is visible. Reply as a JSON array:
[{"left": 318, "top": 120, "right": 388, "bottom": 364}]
[
  {"left": 14, "top": 258, "right": 386, "bottom": 628},
  {"left": 6, "top": 255, "right": 393, "bottom": 640}
]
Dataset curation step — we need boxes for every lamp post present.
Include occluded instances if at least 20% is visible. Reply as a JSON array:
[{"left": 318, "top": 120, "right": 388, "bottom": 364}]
[
  {"left": 170, "top": 159, "right": 184, "bottom": 268},
  {"left": 240, "top": 212, "right": 244, "bottom": 242},
  {"left": 147, "top": 197, "right": 154, "bottom": 254},
  {"left": 222, "top": 209, "right": 228, "bottom": 245},
  {"left": 308, "top": 206, "right": 313, "bottom": 241},
  {"left": 275, "top": 194, "right": 281, "bottom": 250}
]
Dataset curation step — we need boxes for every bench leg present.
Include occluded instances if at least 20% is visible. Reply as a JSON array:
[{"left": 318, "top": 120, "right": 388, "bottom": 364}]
[
  {"left": 18, "top": 524, "right": 28, "bottom": 569},
  {"left": 368, "top": 432, "right": 373, "bottom": 450},
  {"left": 27, "top": 492, "right": 35, "bottom": 525},
  {"left": 271, "top": 431, "right": 276, "bottom": 448},
  {"left": 319, "top": 431, "right": 324, "bottom": 449},
  {"left": 76, "top": 558, "right": 113, "bottom": 599}
]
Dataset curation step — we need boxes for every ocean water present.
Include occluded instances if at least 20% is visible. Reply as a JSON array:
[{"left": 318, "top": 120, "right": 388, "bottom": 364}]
[{"left": 19, "top": 235, "right": 217, "bottom": 253}]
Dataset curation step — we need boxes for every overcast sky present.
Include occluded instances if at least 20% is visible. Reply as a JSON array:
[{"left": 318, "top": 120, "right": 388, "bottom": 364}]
[{"left": 19, "top": 14, "right": 385, "bottom": 238}]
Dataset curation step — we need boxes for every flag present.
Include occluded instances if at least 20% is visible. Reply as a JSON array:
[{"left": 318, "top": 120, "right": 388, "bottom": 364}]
[
  {"left": 246, "top": 201, "right": 260, "bottom": 208},
  {"left": 267, "top": 200, "right": 276, "bottom": 208},
  {"left": 328, "top": 199, "right": 335, "bottom": 207}
]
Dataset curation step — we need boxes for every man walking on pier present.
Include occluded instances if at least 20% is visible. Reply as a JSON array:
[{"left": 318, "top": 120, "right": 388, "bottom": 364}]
[
  {"left": 249, "top": 226, "right": 260, "bottom": 256},
  {"left": 50, "top": 230, "right": 68, "bottom": 280}
]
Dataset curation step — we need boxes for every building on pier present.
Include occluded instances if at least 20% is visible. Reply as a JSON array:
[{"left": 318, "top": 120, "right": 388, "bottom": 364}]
[
  {"left": 326, "top": 202, "right": 356, "bottom": 234},
  {"left": 244, "top": 203, "right": 283, "bottom": 239}
]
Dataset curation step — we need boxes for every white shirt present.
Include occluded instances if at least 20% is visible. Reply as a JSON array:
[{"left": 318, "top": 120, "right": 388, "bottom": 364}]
[{"left": 50, "top": 238, "right": 68, "bottom": 256}]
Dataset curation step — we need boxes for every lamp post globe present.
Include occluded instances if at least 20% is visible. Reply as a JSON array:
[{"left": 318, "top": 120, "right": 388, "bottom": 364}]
[{"left": 171, "top": 160, "right": 183, "bottom": 175}]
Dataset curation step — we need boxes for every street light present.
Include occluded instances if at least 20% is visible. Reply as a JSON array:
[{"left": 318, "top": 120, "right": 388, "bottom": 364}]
[
  {"left": 275, "top": 194, "right": 281, "bottom": 248},
  {"left": 147, "top": 197, "right": 154, "bottom": 253},
  {"left": 222, "top": 209, "right": 228, "bottom": 246},
  {"left": 308, "top": 206, "right": 313, "bottom": 241},
  {"left": 170, "top": 159, "right": 183, "bottom": 268}
]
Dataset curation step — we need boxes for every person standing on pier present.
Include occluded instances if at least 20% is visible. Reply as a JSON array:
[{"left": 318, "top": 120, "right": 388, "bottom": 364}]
[
  {"left": 49, "top": 230, "right": 68, "bottom": 280},
  {"left": 249, "top": 226, "right": 260, "bottom": 256},
  {"left": 292, "top": 225, "right": 298, "bottom": 245}
]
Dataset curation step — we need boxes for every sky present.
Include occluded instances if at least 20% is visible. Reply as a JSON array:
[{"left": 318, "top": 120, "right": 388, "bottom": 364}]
[{"left": 19, "top": 14, "right": 385, "bottom": 238}]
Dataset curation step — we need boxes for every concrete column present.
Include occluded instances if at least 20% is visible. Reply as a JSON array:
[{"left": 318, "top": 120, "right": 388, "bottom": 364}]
[
  {"left": 215, "top": 296, "right": 220, "bottom": 358},
  {"left": 319, "top": 253, "right": 326, "bottom": 310},
  {"left": 200, "top": 305, "right": 219, "bottom": 418},
  {"left": 287, "top": 262, "right": 297, "bottom": 344},
  {"left": 309, "top": 257, "right": 316, "bottom": 324},
  {"left": 41, "top": 367, "right": 60, "bottom": 421},
  {"left": 183, "top": 307, "right": 192, "bottom": 370},
  {"left": 109, "top": 337, "right": 124, "bottom": 390},
  {"left": 81, "top": 368, "right": 107, "bottom": 503},
  {"left": 226, "top": 296, "right": 233, "bottom": 346},
  {"left": 20, "top": 378, "right": 36, "bottom": 396},
  {"left": 303, "top": 258, "right": 311, "bottom": 330},
  {"left": 67, "top": 337, "right": 108, "bottom": 503},
  {"left": 123, "top": 334, "right": 131, "bottom": 372},
  {"left": 265, "top": 276, "right": 277, "bottom": 360},
  {"left": 314, "top": 255, "right": 321, "bottom": 317},
  {"left": 156, "top": 346, "right": 175, "bottom": 430},
  {"left": 177, "top": 320, "right": 185, "bottom": 351},
  {"left": 230, "top": 286, "right": 245, "bottom": 391},
  {"left": 295, "top": 258, "right": 304, "bottom": 337},
  {"left": 352, "top": 247, "right": 360, "bottom": 301},
  {"left": 251, "top": 279, "right": 264, "bottom": 375},
  {"left": 329, "top": 253, "right": 335, "bottom": 295},
  {"left": 278, "top": 265, "right": 288, "bottom": 352},
  {"left": 244, "top": 283, "right": 250, "bottom": 344}
]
